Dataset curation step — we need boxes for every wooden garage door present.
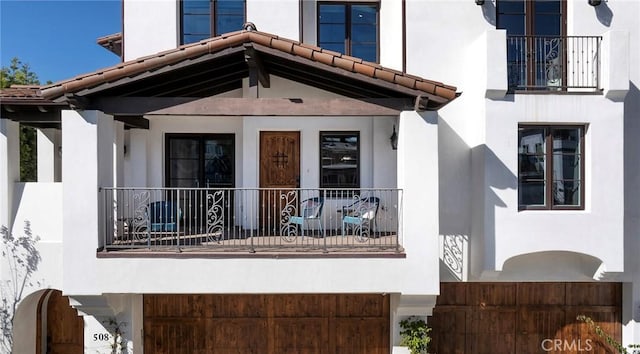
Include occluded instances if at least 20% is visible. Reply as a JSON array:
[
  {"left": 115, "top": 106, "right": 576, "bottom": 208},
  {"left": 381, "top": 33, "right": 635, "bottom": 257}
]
[
  {"left": 143, "top": 294, "right": 389, "bottom": 354},
  {"left": 429, "top": 283, "right": 622, "bottom": 354}
]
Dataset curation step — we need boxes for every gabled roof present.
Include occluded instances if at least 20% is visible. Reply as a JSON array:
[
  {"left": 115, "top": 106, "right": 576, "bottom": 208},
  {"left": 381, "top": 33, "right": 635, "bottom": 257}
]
[
  {"left": 41, "top": 26, "right": 458, "bottom": 110},
  {"left": 96, "top": 32, "right": 123, "bottom": 58}
]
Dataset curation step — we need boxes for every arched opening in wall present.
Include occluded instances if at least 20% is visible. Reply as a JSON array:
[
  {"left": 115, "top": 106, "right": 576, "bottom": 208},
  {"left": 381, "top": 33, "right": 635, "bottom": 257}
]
[
  {"left": 23, "top": 289, "right": 84, "bottom": 354},
  {"left": 11, "top": 289, "right": 49, "bottom": 354},
  {"left": 499, "top": 251, "right": 604, "bottom": 281}
]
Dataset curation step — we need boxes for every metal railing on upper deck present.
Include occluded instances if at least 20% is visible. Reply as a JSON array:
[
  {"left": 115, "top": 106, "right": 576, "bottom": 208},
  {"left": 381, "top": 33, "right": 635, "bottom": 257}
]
[
  {"left": 506, "top": 36, "right": 602, "bottom": 91},
  {"left": 100, "top": 187, "right": 402, "bottom": 253}
]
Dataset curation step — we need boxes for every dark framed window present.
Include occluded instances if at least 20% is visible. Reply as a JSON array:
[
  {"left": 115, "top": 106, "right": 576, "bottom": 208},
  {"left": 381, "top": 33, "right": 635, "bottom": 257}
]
[
  {"left": 166, "top": 134, "right": 235, "bottom": 188},
  {"left": 318, "top": 2, "right": 379, "bottom": 63},
  {"left": 320, "top": 131, "right": 360, "bottom": 189},
  {"left": 518, "top": 125, "right": 584, "bottom": 210},
  {"left": 181, "top": 0, "right": 246, "bottom": 45}
]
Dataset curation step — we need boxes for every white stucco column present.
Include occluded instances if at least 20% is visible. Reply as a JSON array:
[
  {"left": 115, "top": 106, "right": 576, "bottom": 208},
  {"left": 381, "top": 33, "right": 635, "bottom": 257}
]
[
  {"left": 396, "top": 110, "right": 440, "bottom": 295},
  {"left": 36, "top": 128, "right": 59, "bottom": 182},
  {"left": 0, "top": 119, "right": 20, "bottom": 229},
  {"left": 126, "top": 129, "right": 148, "bottom": 187},
  {"left": 602, "top": 30, "right": 630, "bottom": 100},
  {"left": 62, "top": 110, "right": 113, "bottom": 294}
]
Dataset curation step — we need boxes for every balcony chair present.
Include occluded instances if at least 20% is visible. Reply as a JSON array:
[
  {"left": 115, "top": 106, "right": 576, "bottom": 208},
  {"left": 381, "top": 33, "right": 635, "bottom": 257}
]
[
  {"left": 288, "top": 197, "right": 324, "bottom": 237},
  {"left": 341, "top": 196, "right": 380, "bottom": 241},
  {"left": 148, "top": 201, "right": 181, "bottom": 232}
]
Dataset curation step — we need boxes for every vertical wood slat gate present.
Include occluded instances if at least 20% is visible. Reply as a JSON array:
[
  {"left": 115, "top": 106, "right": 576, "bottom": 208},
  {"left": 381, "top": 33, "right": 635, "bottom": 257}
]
[
  {"left": 143, "top": 294, "right": 389, "bottom": 354},
  {"left": 429, "top": 282, "right": 622, "bottom": 354}
]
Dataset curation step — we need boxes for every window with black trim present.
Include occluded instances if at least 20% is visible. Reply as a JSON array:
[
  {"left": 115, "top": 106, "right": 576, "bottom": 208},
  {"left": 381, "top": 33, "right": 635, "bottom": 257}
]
[
  {"left": 181, "top": 0, "right": 245, "bottom": 44},
  {"left": 318, "top": 2, "right": 378, "bottom": 63},
  {"left": 320, "top": 132, "right": 359, "bottom": 189},
  {"left": 166, "top": 134, "right": 235, "bottom": 188},
  {"left": 518, "top": 125, "right": 584, "bottom": 210}
]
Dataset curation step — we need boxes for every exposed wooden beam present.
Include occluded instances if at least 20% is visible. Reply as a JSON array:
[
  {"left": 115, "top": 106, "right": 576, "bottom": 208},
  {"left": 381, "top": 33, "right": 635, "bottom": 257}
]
[
  {"left": 143, "top": 97, "right": 406, "bottom": 116},
  {"left": 0, "top": 109, "right": 61, "bottom": 123},
  {"left": 414, "top": 95, "right": 429, "bottom": 111},
  {"left": 114, "top": 115, "right": 150, "bottom": 129},
  {"left": 91, "top": 97, "right": 200, "bottom": 115},
  {"left": 244, "top": 44, "right": 270, "bottom": 89},
  {"left": 64, "top": 93, "right": 89, "bottom": 110}
]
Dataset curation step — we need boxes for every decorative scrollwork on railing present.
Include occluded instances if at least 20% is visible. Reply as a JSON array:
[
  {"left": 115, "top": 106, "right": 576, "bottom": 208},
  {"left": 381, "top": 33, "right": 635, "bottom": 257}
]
[
  {"left": 206, "top": 190, "right": 225, "bottom": 243},
  {"left": 344, "top": 193, "right": 375, "bottom": 243},
  {"left": 131, "top": 191, "right": 150, "bottom": 241},
  {"left": 279, "top": 191, "right": 298, "bottom": 242},
  {"left": 544, "top": 37, "right": 562, "bottom": 87},
  {"left": 442, "top": 234, "right": 466, "bottom": 280}
]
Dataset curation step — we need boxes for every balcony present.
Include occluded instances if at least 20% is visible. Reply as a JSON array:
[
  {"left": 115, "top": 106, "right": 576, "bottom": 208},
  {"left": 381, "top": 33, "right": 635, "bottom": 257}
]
[
  {"left": 506, "top": 35, "right": 602, "bottom": 92},
  {"left": 100, "top": 187, "right": 402, "bottom": 254}
]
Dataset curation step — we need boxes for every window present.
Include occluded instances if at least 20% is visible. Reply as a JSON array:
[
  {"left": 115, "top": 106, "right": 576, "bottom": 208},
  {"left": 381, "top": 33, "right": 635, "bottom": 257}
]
[
  {"left": 497, "top": 0, "right": 565, "bottom": 89},
  {"left": 518, "top": 125, "right": 584, "bottom": 210},
  {"left": 166, "top": 134, "right": 235, "bottom": 188},
  {"left": 318, "top": 2, "right": 378, "bottom": 63},
  {"left": 181, "top": 0, "right": 245, "bottom": 44},
  {"left": 320, "top": 132, "right": 359, "bottom": 189}
]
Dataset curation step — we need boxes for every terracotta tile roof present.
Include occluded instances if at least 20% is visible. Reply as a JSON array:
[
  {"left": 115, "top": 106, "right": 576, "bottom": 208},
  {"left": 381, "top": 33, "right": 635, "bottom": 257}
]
[
  {"left": 42, "top": 29, "right": 458, "bottom": 104},
  {"left": 0, "top": 85, "right": 42, "bottom": 99}
]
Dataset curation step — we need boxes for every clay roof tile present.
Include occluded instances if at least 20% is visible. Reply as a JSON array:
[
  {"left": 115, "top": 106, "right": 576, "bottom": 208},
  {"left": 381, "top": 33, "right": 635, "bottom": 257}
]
[
  {"left": 312, "top": 50, "right": 335, "bottom": 66},
  {"left": 353, "top": 62, "right": 376, "bottom": 78},
  {"left": 333, "top": 56, "right": 355, "bottom": 72},
  {"left": 39, "top": 29, "right": 458, "bottom": 105}
]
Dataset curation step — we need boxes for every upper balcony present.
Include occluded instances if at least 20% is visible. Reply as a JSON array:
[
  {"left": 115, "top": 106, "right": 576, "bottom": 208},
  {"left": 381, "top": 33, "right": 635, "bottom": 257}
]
[
  {"left": 479, "top": 29, "right": 628, "bottom": 100},
  {"left": 101, "top": 187, "right": 402, "bottom": 254},
  {"left": 506, "top": 35, "right": 602, "bottom": 92}
]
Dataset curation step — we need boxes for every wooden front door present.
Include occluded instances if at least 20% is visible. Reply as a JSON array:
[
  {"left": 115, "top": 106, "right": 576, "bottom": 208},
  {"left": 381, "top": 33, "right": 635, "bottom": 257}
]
[
  {"left": 44, "top": 290, "right": 84, "bottom": 354},
  {"left": 259, "top": 131, "right": 300, "bottom": 234}
]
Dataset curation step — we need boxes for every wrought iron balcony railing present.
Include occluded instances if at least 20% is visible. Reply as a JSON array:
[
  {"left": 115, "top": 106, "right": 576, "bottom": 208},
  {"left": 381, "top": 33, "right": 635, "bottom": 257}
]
[
  {"left": 100, "top": 187, "right": 402, "bottom": 253},
  {"left": 506, "top": 35, "right": 602, "bottom": 91}
]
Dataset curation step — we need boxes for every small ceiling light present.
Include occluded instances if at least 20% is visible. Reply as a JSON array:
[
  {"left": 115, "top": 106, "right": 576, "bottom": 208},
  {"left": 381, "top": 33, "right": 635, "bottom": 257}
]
[{"left": 390, "top": 125, "right": 398, "bottom": 150}]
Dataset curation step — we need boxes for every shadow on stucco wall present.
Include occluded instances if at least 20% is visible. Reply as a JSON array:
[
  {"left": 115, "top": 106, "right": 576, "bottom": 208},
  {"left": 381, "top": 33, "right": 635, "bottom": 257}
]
[
  {"left": 623, "top": 82, "right": 640, "bottom": 325},
  {"left": 438, "top": 118, "right": 516, "bottom": 281},
  {"left": 0, "top": 221, "right": 42, "bottom": 353},
  {"left": 594, "top": 1, "right": 614, "bottom": 27},
  {"left": 479, "top": 0, "right": 496, "bottom": 26}
]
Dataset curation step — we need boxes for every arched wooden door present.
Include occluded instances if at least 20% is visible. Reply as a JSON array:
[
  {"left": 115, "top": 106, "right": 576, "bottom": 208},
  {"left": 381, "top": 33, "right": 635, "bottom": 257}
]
[{"left": 40, "top": 290, "right": 84, "bottom": 354}]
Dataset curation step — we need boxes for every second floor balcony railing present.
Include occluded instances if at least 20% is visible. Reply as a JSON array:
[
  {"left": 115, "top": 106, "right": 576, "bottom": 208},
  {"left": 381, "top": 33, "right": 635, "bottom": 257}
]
[
  {"left": 506, "top": 35, "right": 602, "bottom": 92},
  {"left": 100, "top": 187, "right": 402, "bottom": 253}
]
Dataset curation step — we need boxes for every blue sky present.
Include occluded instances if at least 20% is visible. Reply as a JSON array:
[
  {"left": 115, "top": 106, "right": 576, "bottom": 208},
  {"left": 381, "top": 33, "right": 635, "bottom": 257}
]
[{"left": 0, "top": 0, "right": 121, "bottom": 84}]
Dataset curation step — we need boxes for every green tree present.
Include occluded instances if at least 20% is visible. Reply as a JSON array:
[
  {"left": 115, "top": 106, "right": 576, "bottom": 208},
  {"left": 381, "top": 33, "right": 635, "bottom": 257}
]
[{"left": 1, "top": 57, "right": 41, "bottom": 182}]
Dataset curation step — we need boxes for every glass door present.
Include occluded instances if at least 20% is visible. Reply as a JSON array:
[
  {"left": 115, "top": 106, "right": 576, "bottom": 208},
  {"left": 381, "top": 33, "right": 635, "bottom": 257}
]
[
  {"left": 166, "top": 134, "right": 235, "bottom": 236},
  {"left": 498, "top": 0, "right": 564, "bottom": 90}
]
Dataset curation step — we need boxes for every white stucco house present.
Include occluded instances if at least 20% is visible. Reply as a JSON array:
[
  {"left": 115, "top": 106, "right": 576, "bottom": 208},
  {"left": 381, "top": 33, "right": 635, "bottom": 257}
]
[{"left": 1, "top": 0, "right": 638, "bottom": 353}]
